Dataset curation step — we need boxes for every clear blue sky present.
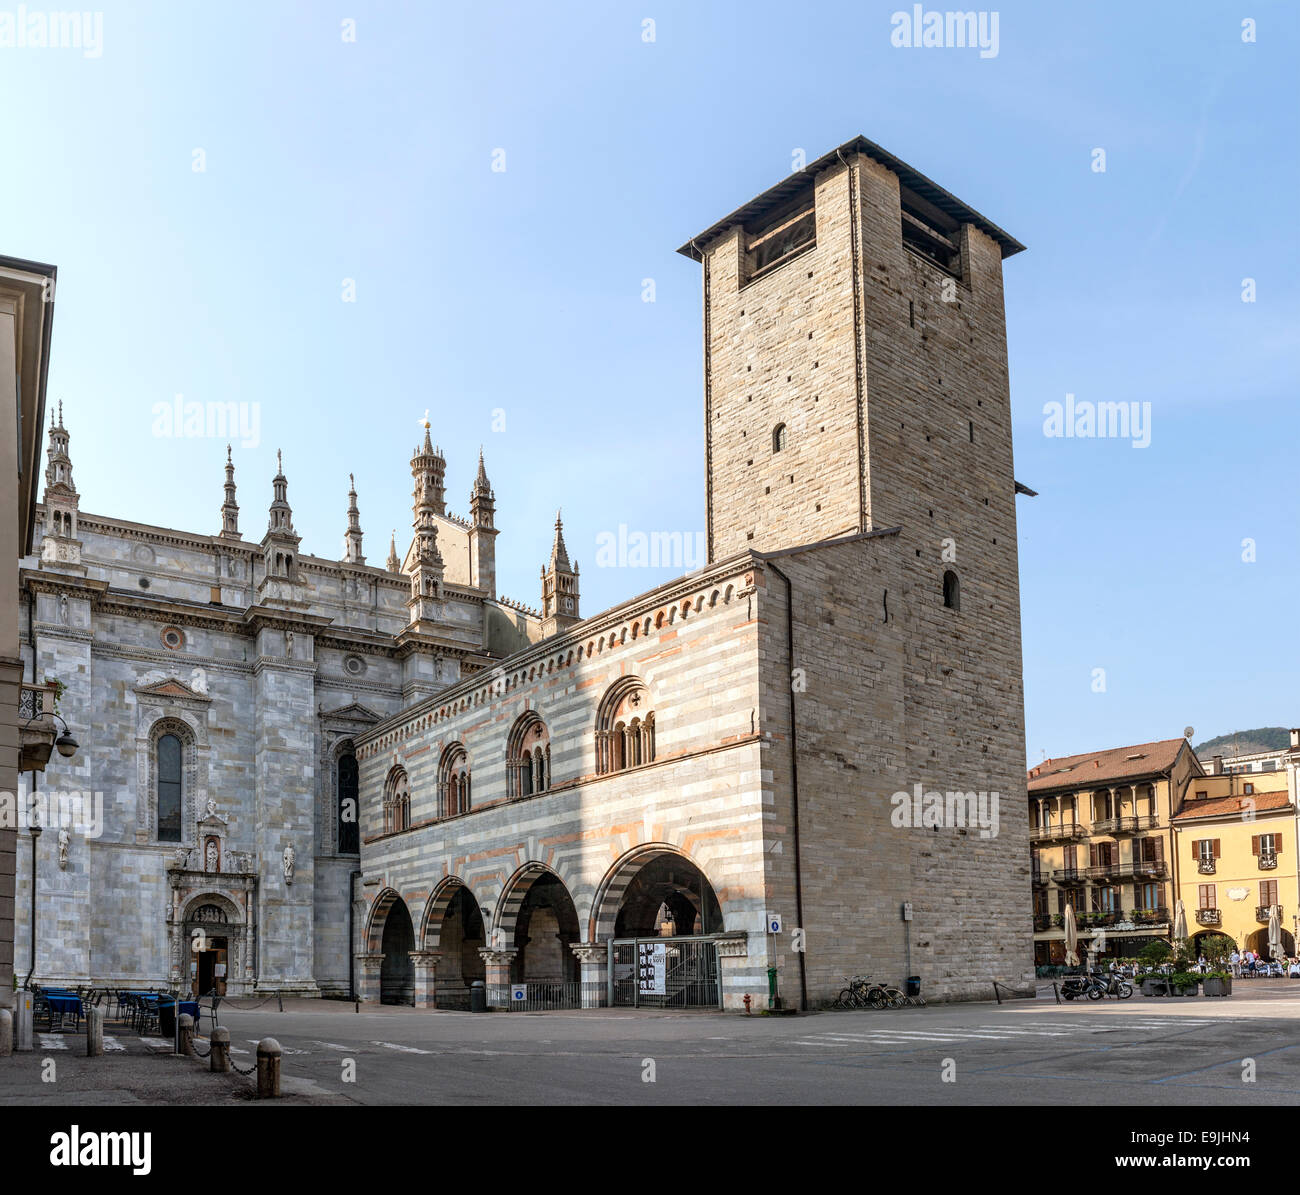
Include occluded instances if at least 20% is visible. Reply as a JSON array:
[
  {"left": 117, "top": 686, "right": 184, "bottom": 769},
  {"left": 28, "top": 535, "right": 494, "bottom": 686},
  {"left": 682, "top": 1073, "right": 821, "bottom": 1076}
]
[{"left": 2, "top": 1, "right": 1295, "bottom": 764}]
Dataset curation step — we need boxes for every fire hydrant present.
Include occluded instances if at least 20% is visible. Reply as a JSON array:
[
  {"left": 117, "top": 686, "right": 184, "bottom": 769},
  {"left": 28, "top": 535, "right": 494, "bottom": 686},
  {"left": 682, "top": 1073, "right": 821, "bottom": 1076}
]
[{"left": 743, "top": 993, "right": 752, "bottom": 1015}]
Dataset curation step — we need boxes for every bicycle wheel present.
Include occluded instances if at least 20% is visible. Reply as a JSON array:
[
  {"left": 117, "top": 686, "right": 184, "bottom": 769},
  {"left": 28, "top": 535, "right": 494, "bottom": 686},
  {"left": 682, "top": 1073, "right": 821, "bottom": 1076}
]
[
  {"left": 866, "top": 987, "right": 887, "bottom": 1009},
  {"left": 882, "top": 987, "right": 906, "bottom": 1007},
  {"left": 836, "top": 988, "right": 855, "bottom": 1009}
]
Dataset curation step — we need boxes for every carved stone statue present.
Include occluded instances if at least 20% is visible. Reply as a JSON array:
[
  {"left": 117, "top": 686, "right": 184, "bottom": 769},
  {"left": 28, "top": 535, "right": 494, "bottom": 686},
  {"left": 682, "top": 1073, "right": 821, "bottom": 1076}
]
[
  {"left": 190, "top": 667, "right": 208, "bottom": 694},
  {"left": 205, "top": 796, "right": 217, "bottom": 818},
  {"left": 57, "top": 828, "right": 70, "bottom": 869},
  {"left": 282, "top": 843, "right": 295, "bottom": 884},
  {"left": 285, "top": 631, "right": 294, "bottom": 660},
  {"left": 205, "top": 841, "right": 218, "bottom": 872},
  {"left": 172, "top": 845, "right": 191, "bottom": 868}
]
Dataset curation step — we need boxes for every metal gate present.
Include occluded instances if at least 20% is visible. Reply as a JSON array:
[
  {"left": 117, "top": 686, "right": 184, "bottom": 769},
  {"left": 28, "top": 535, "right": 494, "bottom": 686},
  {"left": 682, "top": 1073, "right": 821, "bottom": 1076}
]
[{"left": 610, "top": 937, "right": 721, "bottom": 1009}]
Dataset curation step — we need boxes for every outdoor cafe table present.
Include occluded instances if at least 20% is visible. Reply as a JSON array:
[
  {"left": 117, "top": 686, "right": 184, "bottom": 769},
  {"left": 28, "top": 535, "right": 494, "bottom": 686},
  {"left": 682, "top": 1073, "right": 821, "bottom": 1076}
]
[{"left": 46, "top": 994, "right": 83, "bottom": 1031}]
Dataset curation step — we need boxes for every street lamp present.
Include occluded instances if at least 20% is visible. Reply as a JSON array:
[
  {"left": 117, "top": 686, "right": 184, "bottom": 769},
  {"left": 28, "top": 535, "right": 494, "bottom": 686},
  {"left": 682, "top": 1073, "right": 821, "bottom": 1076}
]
[{"left": 20, "top": 709, "right": 78, "bottom": 990}]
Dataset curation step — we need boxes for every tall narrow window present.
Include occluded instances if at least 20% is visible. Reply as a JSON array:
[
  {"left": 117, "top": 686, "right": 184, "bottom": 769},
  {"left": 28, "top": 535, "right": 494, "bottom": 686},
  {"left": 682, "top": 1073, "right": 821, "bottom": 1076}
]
[
  {"left": 942, "top": 570, "right": 960, "bottom": 610},
  {"left": 338, "top": 751, "right": 359, "bottom": 854},
  {"left": 772, "top": 423, "right": 787, "bottom": 453},
  {"left": 157, "top": 733, "right": 183, "bottom": 843}
]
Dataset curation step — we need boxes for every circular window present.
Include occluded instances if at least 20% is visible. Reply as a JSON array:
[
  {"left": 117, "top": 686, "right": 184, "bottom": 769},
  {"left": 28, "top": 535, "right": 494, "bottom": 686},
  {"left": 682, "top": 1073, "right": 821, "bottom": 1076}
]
[
  {"left": 343, "top": 654, "right": 366, "bottom": 677},
  {"left": 161, "top": 626, "right": 185, "bottom": 650}
]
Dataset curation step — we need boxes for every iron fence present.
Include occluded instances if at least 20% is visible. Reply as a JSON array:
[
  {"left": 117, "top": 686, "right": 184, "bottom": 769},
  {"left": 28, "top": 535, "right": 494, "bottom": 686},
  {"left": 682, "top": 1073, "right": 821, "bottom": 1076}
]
[
  {"left": 487, "top": 982, "right": 606, "bottom": 1011},
  {"left": 610, "top": 937, "right": 721, "bottom": 1009}
]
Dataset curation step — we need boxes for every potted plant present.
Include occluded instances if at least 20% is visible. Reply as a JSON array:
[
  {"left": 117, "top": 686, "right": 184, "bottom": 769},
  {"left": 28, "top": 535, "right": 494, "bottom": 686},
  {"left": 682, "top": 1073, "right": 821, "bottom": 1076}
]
[
  {"left": 1203, "top": 970, "right": 1233, "bottom": 997},
  {"left": 1170, "top": 971, "right": 1200, "bottom": 997}
]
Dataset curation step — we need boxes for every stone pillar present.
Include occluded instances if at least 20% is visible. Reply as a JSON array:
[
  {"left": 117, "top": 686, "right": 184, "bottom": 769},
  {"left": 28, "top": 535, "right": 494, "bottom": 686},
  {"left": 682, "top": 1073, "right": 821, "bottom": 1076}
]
[
  {"left": 409, "top": 950, "right": 441, "bottom": 1009},
  {"left": 570, "top": 942, "right": 608, "bottom": 1008},
  {"left": 477, "top": 948, "right": 516, "bottom": 1007},
  {"left": 0, "top": 1007, "right": 12, "bottom": 1056},
  {"left": 14, "top": 989, "right": 32, "bottom": 1051},
  {"left": 210, "top": 1025, "right": 230, "bottom": 1073},
  {"left": 355, "top": 953, "right": 383, "bottom": 1003},
  {"left": 714, "top": 932, "right": 752, "bottom": 1011},
  {"left": 85, "top": 1005, "right": 103, "bottom": 1057}
]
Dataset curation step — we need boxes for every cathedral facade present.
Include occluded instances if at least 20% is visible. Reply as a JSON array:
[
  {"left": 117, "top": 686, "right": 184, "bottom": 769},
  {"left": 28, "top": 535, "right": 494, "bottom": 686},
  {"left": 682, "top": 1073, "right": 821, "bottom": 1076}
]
[{"left": 17, "top": 137, "right": 1036, "bottom": 1008}]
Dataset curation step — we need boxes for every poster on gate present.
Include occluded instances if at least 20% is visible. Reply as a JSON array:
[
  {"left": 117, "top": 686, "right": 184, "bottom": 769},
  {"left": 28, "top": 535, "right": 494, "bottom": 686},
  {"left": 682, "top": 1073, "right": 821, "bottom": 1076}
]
[{"left": 638, "top": 941, "right": 666, "bottom": 995}]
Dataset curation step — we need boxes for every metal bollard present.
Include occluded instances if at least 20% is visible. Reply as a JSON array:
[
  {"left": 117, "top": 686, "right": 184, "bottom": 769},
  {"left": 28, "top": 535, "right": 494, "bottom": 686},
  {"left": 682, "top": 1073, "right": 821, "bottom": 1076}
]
[
  {"left": 85, "top": 1006, "right": 104, "bottom": 1057},
  {"left": 209, "top": 1026, "right": 230, "bottom": 1073},
  {"left": 15, "top": 992, "right": 33, "bottom": 1052},
  {"left": 256, "top": 1037, "right": 281, "bottom": 1098},
  {"left": 177, "top": 1013, "right": 194, "bottom": 1057},
  {"left": 0, "top": 1008, "right": 12, "bottom": 1057}
]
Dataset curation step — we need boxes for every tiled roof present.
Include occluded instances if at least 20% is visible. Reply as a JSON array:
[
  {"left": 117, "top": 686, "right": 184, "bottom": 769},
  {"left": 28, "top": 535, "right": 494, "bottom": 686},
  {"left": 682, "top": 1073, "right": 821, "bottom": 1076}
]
[
  {"left": 1172, "top": 791, "right": 1292, "bottom": 821},
  {"left": 1027, "top": 738, "right": 1187, "bottom": 793}
]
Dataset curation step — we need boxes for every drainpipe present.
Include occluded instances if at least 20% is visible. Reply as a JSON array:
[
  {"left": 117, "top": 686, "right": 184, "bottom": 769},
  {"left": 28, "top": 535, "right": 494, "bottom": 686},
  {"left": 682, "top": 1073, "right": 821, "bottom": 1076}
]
[
  {"left": 348, "top": 869, "right": 361, "bottom": 999},
  {"left": 24, "top": 588, "right": 38, "bottom": 989},
  {"left": 763, "top": 559, "right": 809, "bottom": 1012}
]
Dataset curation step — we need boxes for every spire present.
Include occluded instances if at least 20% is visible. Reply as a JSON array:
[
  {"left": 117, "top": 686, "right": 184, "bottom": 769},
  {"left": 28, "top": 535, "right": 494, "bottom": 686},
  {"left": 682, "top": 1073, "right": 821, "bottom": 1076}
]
[
  {"left": 549, "top": 510, "right": 571, "bottom": 573},
  {"left": 219, "top": 445, "right": 240, "bottom": 539},
  {"left": 40, "top": 401, "right": 82, "bottom": 567},
  {"left": 267, "top": 448, "right": 294, "bottom": 535},
  {"left": 540, "top": 509, "right": 580, "bottom": 637},
  {"left": 343, "top": 473, "right": 365, "bottom": 565},
  {"left": 474, "top": 447, "right": 491, "bottom": 494},
  {"left": 386, "top": 530, "right": 401, "bottom": 574},
  {"left": 468, "top": 447, "right": 498, "bottom": 595}
]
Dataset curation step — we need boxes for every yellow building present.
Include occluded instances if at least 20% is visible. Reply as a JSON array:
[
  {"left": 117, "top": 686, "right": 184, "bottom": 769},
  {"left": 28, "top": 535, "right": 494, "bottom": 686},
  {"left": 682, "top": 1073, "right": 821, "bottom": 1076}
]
[
  {"left": 1028, "top": 738, "right": 1200, "bottom": 965},
  {"left": 1171, "top": 767, "right": 1296, "bottom": 958}
]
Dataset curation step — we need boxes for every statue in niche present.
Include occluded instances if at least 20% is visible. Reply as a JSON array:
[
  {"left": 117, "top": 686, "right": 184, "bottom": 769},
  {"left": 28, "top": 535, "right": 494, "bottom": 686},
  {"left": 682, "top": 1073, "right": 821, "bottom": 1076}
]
[
  {"left": 59, "top": 594, "right": 68, "bottom": 624},
  {"left": 286, "top": 631, "right": 294, "bottom": 660},
  {"left": 205, "top": 841, "right": 218, "bottom": 873},
  {"left": 190, "top": 667, "right": 208, "bottom": 694},
  {"left": 282, "top": 843, "right": 295, "bottom": 884},
  {"left": 57, "top": 829, "right": 70, "bottom": 869}
]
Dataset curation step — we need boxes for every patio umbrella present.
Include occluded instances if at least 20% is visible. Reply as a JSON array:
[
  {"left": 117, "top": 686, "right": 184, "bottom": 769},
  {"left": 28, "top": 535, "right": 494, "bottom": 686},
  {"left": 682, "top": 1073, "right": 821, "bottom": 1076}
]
[
  {"left": 1173, "top": 898, "right": 1187, "bottom": 944},
  {"left": 1268, "top": 905, "right": 1282, "bottom": 962},
  {"left": 1063, "top": 903, "right": 1080, "bottom": 968}
]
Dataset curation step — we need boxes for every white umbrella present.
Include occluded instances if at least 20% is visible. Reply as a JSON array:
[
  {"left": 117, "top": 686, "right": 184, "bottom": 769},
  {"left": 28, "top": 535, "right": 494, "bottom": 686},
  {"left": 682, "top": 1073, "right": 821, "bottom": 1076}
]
[
  {"left": 1173, "top": 898, "right": 1187, "bottom": 944},
  {"left": 1063, "top": 903, "right": 1080, "bottom": 968},
  {"left": 1268, "top": 904, "right": 1282, "bottom": 962}
]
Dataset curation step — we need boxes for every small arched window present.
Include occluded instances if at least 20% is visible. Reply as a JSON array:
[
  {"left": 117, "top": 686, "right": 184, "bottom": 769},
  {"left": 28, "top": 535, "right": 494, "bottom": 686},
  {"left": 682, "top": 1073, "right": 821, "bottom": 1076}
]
[
  {"left": 439, "top": 745, "right": 471, "bottom": 817},
  {"left": 157, "top": 733, "right": 183, "bottom": 842},
  {"left": 508, "top": 713, "right": 550, "bottom": 799},
  {"left": 772, "top": 423, "right": 787, "bottom": 453},
  {"left": 596, "top": 678, "right": 655, "bottom": 775},
  {"left": 384, "top": 768, "right": 410, "bottom": 834},
  {"left": 942, "top": 570, "right": 960, "bottom": 611}
]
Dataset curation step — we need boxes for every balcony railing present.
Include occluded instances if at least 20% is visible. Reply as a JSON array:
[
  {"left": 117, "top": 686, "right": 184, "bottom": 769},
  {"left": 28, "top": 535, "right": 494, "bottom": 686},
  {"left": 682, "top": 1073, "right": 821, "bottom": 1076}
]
[
  {"left": 1132, "top": 859, "right": 1168, "bottom": 879},
  {"left": 1259, "top": 851, "right": 1278, "bottom": 871},
  {"left": 1196, "top": 908, "right": 1222, "bottom": 926},
  {"left": 1256, "top": 905, "right": 1282, "bottom": 923},
  {"left": 1132, "top": 907, "right": 1170, "bottom": 926},
  {"left": 1030, "top": 823, "right": 1086, "bottom": 843},
  {"left": 1033, "top": 914, "right": 1052, "bottom": 932},
  {"left": 1197, "top": 859, "right": 1216, "bottom": 875}
]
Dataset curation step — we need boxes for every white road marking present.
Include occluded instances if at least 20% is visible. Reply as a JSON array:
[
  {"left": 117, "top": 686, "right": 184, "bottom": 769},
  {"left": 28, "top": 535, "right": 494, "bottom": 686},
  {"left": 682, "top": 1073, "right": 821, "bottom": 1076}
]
[
  {"left": 310, "top": 1041, "right": 354, "bottom": 1051},
  {"left": 38, "top": 1034, "right": 67, "bottom": 1051},
  {"left": 102, "top": 1036, "right": 125, "bottom": 1051},
  {"left": 370, "top": 1040, "right": 432, "bottom": 1054},
  {"left": 246, "top": 1040, "right": 309, "bottom": 1055}
]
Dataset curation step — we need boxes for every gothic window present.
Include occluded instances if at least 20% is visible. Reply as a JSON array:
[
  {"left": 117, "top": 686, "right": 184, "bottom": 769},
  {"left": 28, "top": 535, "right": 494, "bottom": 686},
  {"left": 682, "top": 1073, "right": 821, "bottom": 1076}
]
[
  {"left": 596, "top": 677, "right": 655, "bottom": 776},
  {"left": 439, "top": 745, "right": 471, "bottom": 817},
  {"left": 942, "top": 570, "right": 960, "bottom": 611},
  {"left": 337, "top": 750, "right": 360, "bottom": 854},
  {"left": 772, "top": 423, "right": 787, "bottom": 453},
  {"left": 157, "top": 733, "right": 183, "bottom": 842},
  {"left": 384, "top": 768, "right": 410, "bottom": 834},
  {"left": 508, "top": 713, "right": 550, "bottom": 799}
]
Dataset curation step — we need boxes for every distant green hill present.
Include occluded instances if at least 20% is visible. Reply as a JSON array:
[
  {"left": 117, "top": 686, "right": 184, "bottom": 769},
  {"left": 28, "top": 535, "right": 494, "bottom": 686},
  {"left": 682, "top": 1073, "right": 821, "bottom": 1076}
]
[{"left": 1194, "top": 727, "right": 1289, "bottom": 758}]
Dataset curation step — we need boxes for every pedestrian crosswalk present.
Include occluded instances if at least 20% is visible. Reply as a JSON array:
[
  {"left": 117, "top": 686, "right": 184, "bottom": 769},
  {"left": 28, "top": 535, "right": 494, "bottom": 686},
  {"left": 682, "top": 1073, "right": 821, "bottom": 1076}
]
[{"left": 793, "top": 1017, "right": 1219, "bottom": 1049}]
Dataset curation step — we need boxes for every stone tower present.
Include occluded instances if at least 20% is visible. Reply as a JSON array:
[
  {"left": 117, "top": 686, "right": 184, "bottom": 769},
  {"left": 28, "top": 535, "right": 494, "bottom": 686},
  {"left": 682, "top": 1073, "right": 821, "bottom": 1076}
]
[
  {"left": 39, "top": 403, "right": 82, "bottom": 570},
  {"left": 406, "top": 422, "right": 446, "bottom": 630},
  {"left": 680, "top": 136, "right": 1034, "bottom": 998},
  {"left": 468, "top": 449, "right": 497, "bottom": 595},
  {"left": 540, "top": 512, "right": 580, "bottom": 638}
]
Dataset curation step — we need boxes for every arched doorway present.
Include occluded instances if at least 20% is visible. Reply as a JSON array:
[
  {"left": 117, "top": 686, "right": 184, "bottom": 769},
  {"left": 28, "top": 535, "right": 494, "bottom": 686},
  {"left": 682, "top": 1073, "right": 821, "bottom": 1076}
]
[
  {"left": 420, "top": 880, "right": 486, "bottom": 1006},
  {"left": 593, "top": 846, "right": 725, "bottom": 1009},
  {"left": 1246, "top": 927, "right": 1295, "bottom": 962},
  {"left": 506, "top": 870, "right": 580, "bottom": 983},
  {"left": 379, "top": 897, "right": 415, "bottom": 1005},
  {"left": 603, "top": 851, "right": 722, "bottom": 939}
]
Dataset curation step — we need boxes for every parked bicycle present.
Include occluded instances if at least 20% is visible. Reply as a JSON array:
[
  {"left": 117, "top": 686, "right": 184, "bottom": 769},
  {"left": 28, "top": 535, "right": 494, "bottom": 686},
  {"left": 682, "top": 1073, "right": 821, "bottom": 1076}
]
[{"left": 835, "top": 974, "right": 925, "bottom": 1009}]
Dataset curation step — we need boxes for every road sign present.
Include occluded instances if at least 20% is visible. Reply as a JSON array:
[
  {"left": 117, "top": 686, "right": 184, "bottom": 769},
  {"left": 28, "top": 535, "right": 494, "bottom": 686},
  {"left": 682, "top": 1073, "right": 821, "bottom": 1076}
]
[
  {"left": 767, "top": 913, "right": 782, "bottom": 934},
  {"left": 511, "top": 984, "right": 527, "bottom": 1002}
]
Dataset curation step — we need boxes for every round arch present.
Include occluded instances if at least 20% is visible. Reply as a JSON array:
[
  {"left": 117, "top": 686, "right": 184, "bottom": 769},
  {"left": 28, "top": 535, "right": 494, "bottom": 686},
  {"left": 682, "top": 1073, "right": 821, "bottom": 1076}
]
[
  {"left": 418, "top": 876, "right": 486, "bottom": 993},
  {"left": 495, "top": 863, "right": 581, "bottom": 981},
  {"left": 589, "top": 843, "right": 723, "bottom": 942}
]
